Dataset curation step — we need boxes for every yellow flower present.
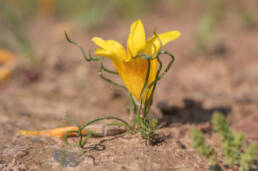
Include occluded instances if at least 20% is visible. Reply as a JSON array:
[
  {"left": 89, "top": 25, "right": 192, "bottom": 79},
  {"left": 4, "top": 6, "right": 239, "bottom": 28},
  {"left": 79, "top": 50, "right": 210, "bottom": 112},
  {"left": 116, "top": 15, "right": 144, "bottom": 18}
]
[
  {"left": 0, "top": 49, "right": 16, "bottom": 81},
  {"left": 92, "top": 20, "right": 180, "bottom": 101},
  {"left": 38, "top": 0, "right": 55, "bottom": 16},
  {"left": 20, "top": 126, "right": 86, "bottom": 137}
]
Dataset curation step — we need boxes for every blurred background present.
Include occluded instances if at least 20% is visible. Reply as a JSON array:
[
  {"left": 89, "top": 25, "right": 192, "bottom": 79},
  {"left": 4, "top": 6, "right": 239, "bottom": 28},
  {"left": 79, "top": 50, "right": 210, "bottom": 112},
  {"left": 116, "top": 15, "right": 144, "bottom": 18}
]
[
  {"left": 0, "top": 0, "right": 258, "bottom": 169},
  {"left": 0, "top": 0, "right": 257, "bottom": 67},
  {"left": 1, "top": 0, "right": 258, "bottom": 131}
]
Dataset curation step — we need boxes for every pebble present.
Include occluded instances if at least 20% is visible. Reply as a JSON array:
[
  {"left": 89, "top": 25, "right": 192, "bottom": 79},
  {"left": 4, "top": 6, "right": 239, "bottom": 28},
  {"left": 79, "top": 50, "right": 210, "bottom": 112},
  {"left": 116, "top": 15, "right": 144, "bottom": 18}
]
[{"left": 52, "top": 149, "right": 83, "bottom": 167}]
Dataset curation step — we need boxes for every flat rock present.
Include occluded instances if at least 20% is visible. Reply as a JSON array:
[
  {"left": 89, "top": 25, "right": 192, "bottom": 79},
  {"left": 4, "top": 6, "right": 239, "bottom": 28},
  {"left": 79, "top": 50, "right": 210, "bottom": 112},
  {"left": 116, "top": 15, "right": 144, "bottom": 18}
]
[{"left": 52, "top": 149, "right": 83, "bottom": 167}]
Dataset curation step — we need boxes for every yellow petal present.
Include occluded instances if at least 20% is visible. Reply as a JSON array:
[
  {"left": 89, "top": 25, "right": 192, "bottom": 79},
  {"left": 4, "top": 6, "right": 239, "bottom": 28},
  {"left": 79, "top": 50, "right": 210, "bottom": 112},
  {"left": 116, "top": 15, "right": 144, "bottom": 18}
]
[
  {"left": 20, "top": 126, "right": 87, "bottom": 137},
  {"left": 119, "top": 58, "right": 157, "bottom": 101},
  {"left": 0, "top": 49, "right": 16, "bottom": 81},
  {"left": 145, "top": 31, "right": 181, "bottom": 55},
  {"left": 0, "top": 49, "right": 15, "bottom": 63},
  {"left": 0, "top": 68, "right": 12, "bottom": 80},
  {"left": 92, "top": 37, "right": 128, "bottom": 82},
  {"left": 92, "top": 37, "right": 128, "bottom": 61},
  {"left": 127, "top": 20, "right": 146, "bottom": 58},
  {"left": 38, "top": 0, "right": 55, "bottom": 16}
]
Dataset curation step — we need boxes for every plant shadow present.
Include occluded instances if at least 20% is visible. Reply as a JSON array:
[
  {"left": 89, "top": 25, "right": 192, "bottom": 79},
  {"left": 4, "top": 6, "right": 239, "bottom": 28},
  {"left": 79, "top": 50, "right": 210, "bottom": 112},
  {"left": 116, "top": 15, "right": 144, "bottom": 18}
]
[{"left": 156, "top": 98, "right": 231, "bottom": 127}]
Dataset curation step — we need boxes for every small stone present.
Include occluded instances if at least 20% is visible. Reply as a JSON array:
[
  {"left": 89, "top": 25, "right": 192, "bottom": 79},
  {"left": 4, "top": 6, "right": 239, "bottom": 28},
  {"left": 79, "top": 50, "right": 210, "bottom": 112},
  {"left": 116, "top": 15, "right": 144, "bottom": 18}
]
[{"left": 52, "top": 149, "right": 83, "bottom": 167}]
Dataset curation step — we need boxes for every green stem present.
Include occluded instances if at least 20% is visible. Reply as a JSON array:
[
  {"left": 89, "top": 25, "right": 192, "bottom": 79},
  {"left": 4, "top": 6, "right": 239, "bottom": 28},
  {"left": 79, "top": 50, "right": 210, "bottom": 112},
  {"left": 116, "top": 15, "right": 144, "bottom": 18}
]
[
  {"left": 144, "top": 57, "right": 162, "bottom": 117},
  {"left": 129, "top": 93, "right": 137, "bottom": 127},
  {"left": 80, "top": 134, "right": 92, "bottom": 147},
  {"left": 156, "top": 51, "right": 175, "bottom": 81},
  {"left": 65, "top": 32, "right": 99, "bottom": 62},
  {"left": 64, "top": 116, "right": 130, "bottom": 148},
  {"left": 143, "top": 51, "right": 175, "bottom": 117},
  {"left": 137, "top": 53, "right": 157, "bottom": 60},
  {"left": 62, "top": 117, "right": 81, "bottom": 128},
  {"left": 137, "top": 59, "right": 151, "bottom": 117},
  {"left": 63, "top": 130, "right": 81, "bottom": 147},
  {"left": 98, "top": 57, "right": 119, "bottom": 75},
  {"left": 102, "top": 65, "right": 118, "bottom": 75},
  {"left": 99, "top": 58, "right": 127, "bottom": 90},
  {"left": 138, "top": 32, "right": 163, "bottom": 117},
  {"left": 80, "top": 116, "right": 130, "bottom": 130}
]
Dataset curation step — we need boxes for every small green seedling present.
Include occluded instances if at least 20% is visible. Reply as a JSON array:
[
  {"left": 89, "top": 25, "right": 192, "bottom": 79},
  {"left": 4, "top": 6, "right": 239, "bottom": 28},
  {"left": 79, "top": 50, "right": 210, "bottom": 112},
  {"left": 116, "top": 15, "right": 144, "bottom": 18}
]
[
  {"left": 190, "top": 127, "right": 217, "bottom": 166},
  {"left": 191, "top": 112, "right": 258, "bottom": 171}
]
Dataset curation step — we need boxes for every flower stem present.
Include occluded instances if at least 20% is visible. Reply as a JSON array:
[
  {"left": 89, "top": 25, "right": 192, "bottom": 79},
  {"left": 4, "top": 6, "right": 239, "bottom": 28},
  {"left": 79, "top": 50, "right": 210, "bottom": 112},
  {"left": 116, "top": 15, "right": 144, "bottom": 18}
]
[
  {"left": 137, "top": 59, "right": 151, "bottom": 118},
  {"left": 63, "top": 116, "right": 130, "bottom": 148},
  {"left": 99, "top": 58, "right": 127, "bottom": 90},
  {"left": 65, "top": 32, "right": 99, "bottom": 61},
  {"left": 143, "top": 56, "right": 162, "bottom": 117},
  {"left": 143, "top": 51, "right": 175, "bottom": 117},
  {"left": 80, "top": 116, "right": 130, "bottom": 130},
  {"left": 129, "top": 93, "right": 137, "bottom": 127}
]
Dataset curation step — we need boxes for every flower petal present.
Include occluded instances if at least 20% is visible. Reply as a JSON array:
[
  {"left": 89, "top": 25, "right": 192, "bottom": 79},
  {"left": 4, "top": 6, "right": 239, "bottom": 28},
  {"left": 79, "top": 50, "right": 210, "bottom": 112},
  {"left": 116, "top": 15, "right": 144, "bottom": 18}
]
[
  {"left": 127, "top": 20, "right": 146, "bottom": 58},
  {"left": 0, "top": 49, "right": 15, "bottom": 64},
  {"left": 119, "top": 58, "right": 157, "bottom": 101},
  {"left": 20, "top": 126, "right": 87, "bottom": 137},
  {"left": 0, "top": 68, "right": 12, "bottom": 80},
  {"left": 0, "top": 49, "right": 16, "bottom": 81},
  {"left": 145, "top": 31, "right": 181, "bottom": 55},
  {"left": 92, "top": 37, "right": 128, "bottom": 61}
]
